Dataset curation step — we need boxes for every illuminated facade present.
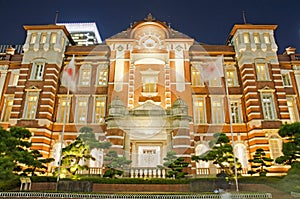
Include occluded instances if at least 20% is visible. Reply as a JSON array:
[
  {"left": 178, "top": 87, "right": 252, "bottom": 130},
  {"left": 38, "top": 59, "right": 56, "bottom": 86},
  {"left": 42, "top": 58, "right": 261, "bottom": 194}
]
[{"left": 0, "top": 14, "right": 299, "bottom": 176}]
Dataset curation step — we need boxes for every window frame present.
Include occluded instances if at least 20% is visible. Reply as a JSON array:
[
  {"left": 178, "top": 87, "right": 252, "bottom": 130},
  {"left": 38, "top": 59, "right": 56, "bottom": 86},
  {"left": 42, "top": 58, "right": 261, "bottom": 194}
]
[
  {"left": 230, "top": 98, "right": 243, "bottom": 124},
  {"left": 226, "top": 66, "right": 238, "bottom": 87},
  {"left": 56, "top": 96, "right": 71, "bottom": 123},
  {"left": 286, "top": 96, "right": 299, "bottom": 122},
  {"left": 255, "top": 60, "right": 270, "bottom": 81},
  {"left": 78, "top": 64, "right": 92, "bottom": 86},
  {"left": 75, "top": 96, "right": 89, "bottom": 124},
  {"left": 93, "top": 95, "right": 106, "bottom": 123},
  {"left": 191, "top": 66, "right": 204, "bottom": 86},
  {"left": 269, "top": 134, "right": 282, "bottom": 161},
  {"left": 281, "top": 70, "right": 292, "bottom": 87},
  {"left": 260, "top": 91, "right": 277, "bottom": 120},
  {"left": 23, "top": 90, "right": 40, "bottom": 120},
  {"left": 211, "top": 96, "right": 225, "bottom": 124},
  {"left": 8, "top": 69, "right": 20, "bottom": 86},
  {"left": 193, "top": 96, "right": 206, "bottom": 124},
  {"left": 1, "top": 95, "right": 14, "bottom": 122},
  {"left": 30, "top": 61, "right": 45, "bottom": 81}
]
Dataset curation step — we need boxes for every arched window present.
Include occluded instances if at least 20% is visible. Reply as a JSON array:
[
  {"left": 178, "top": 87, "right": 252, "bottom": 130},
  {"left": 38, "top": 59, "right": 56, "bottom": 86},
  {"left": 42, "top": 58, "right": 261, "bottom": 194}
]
[{"left": 234, "top": 143, "right": 248, "bottom": 168}]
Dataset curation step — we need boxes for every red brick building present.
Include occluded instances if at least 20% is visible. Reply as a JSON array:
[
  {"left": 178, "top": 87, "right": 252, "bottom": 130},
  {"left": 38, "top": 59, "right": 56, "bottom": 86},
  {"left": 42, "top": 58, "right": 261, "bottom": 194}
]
[{"left": 0, "top": 14, "right": 298, "bottom": 176}]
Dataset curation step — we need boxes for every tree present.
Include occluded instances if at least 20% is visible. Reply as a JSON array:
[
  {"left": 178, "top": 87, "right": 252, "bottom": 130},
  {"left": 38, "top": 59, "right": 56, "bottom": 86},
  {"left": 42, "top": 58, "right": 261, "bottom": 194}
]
[
  {"left": 58, "top": 127, "right": 111, "bottom": 179},
  {"left": 275, "top": 122, "right": 300, "bottom": 166},
  {"left": 22, "top": 150, "right": 54, "bottom": 176},
  {"left": 103, "top": 150, "right": 131, "bottom": 178},
  {"left": 192, "top": 133, "right": 241, "bottom": 177},
  {"left": 158, "top": 151, "right": 189, "bottom": 179},
  {"left": 59, "top": 138, "right": 93, "bottom": 179},
  {"left": 248, "top": 148, "right": 273, "bottom": 176},
  {"left": 0, "top": 127, "right": 32, "bottom": 180}
]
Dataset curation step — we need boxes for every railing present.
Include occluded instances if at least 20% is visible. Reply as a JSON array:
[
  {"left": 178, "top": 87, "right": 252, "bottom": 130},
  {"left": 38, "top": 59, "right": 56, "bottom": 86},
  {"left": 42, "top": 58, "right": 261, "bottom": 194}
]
[
  {"left": 0, "top": 192, "right": 273, "bottom": 199},
  {"left": 128, "top": 167, "right": 167, "bottom": 178},
  {"left": 76, "top": 167, "right": 103, "bottom": 175},
  {"left": 196, "top": 168, "right": 210, "bottom": 175}
]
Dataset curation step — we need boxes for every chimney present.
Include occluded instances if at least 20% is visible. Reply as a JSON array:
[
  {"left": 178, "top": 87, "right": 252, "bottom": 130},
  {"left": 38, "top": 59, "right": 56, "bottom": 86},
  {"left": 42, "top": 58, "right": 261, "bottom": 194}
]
[
  {"left": 285, "top": 46, "right": 296, "bottom": 55},
  {"left": 6, "top": 46, "right": 15, "bottom": 55}
]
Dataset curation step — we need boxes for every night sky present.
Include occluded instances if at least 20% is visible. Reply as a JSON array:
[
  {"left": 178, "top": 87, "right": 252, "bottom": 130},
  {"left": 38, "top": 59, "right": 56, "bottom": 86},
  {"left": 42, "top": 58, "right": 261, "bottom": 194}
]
[{"left": 0, "top": 0, "right": 300, "bottom": 54}]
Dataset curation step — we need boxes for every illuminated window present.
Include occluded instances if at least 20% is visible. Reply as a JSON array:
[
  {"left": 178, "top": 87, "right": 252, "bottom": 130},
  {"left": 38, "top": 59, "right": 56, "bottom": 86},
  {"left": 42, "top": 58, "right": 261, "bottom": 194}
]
[
  {"left": 30, "top": 34, "right": 37, "bottom": 44},
  {"left": 253, "top": 33, "right": 260, "bottom": 44},
  {"left": 23, "top": 91, "right": 39, "bottom": 119},
  {"left": 61, "top": 37, "right": 65, "bottom": 47},
  {"left": 230, "top": 99, "right": 243, "bottom": 123},
  {"left": 31, "top": 62, "right": 45, "bottom": 80},
  {"left": 281, "top": 70, "right": 291, "bottom": 87},
  {"left": 286, "top": 96, "right": 299, "bottom": 122},
  {"left": 1, "top": 95, "right": 14, "bottom": 122},
  {"left": 93, "top": 96, "right": 106, "bottom": 123},
  {"left": 255, "top": 62, "right": 269, "bottom": 81},
  {"left": 191, "top": 67, "right": 203, "bottom": 86},
  {"left": 8, "top": 69, "right": 19, "bottom": 86},
  {"left": 78, "top": 64, "right": 91, "bottom": 86},
  {"left": 40, "top": 33, "right": 47, "bottom": 44},
  {"left": 141, "top": 69, "right": 159, "bottom": 96},
  {"left": 96, "top": 66, "right": 108, "bottom": 86},
  {"left": 269, "top": 134, "right": 282, "bottom": 161},
  {"left": 226, "top": 67, "right": 238, "bottom": 86},
  {"left": 75, "top": 96, "right": 89, "bottom": 123},
  {"left": 261, "top": 92, "right": 276, "bottom": 120},
  {"left": 56, "top": 96, "right": 71, "bottom": 123},
  {"left": 50, "top": 33, "right": 57, "bottom": 44},
  {"left": 193, "top": 96, "right": 206, "bottom": 124},
  {"left": 211, "top": 96, "right": 224, "bottom": 124},
  {"left": 243, "top": 33, "right": 250, "bottom": 43}
]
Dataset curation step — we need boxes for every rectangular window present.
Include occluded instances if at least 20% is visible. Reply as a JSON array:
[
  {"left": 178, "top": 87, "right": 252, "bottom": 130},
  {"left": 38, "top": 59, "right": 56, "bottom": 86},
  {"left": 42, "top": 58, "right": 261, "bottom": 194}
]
[
  {"left": 8, "top": 69, "right": 20, "bottom": 86},
  {"left": 93, "top": 96, "right": 106, "bottom": 123},
  {"left": 211, "top": 97, "right": 224, "bottom": 124},
  {"left": 96, "top": 67, "right": 108, "bottom": 86},
  {"left": 31, "top": 62, "right": 45, "bottom": 80},
  {"left": 191, "top": 67, "right": 203, "bottom": 86},
  {"left": 56, "top": 96, "right": 71, "bottom": 123},
  {"left": 230, "top": 100, "right": 242, "bottom": 123},
  {"left": 143, "top": 82, "right": 156, "bottom": 92},
  {"left": 75, "top": 96, "right": 89, "bottom": 123},
  {"left": 255, "top": 62, "right": 269, "bottom": 81},
  {"left": 261, "top": 93, "right": 276, "bottom": 120},
  {"left": 79, "top": 65, "right": 91, "bottom": 86},
  {"left": 1, "top": 95, "right": 14, "bottom": 122},
  {"left": 40, "top": 34, "right": 47, "bottom": 44},
  {"left": 281, "top": 71, "right": 292, "bottom": 87},
  {"left": 286, "top": 96, "right": 299, "bottom": 122},
  {"left": 226, "top": 68, "right": 238, "bottom": 87},
  {"left": 23, "top": 91, "right": 39, "bottom": 119},
  {"left": 50, "top": 33, "right": 57, "bottom": 44},
  {"left": 193, "top": 96, "right": 206, "bottom": 124}
]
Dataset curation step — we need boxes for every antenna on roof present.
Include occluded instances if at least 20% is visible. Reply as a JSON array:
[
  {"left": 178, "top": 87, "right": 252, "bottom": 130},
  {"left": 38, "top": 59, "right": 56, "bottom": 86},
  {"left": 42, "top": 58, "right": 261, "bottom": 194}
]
[
  {"left": 54, "top": 11, "right": 59, "bottom": 24},
  {"left": 242, "top": 10, "right": 247, "bottom": 24}
]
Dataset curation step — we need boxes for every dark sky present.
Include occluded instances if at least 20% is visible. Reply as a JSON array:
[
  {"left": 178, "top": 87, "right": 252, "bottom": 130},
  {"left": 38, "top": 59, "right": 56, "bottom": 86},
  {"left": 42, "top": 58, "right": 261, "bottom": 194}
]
[{"left": 1, "top": 0, "right": 300, "bottom": 54}]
